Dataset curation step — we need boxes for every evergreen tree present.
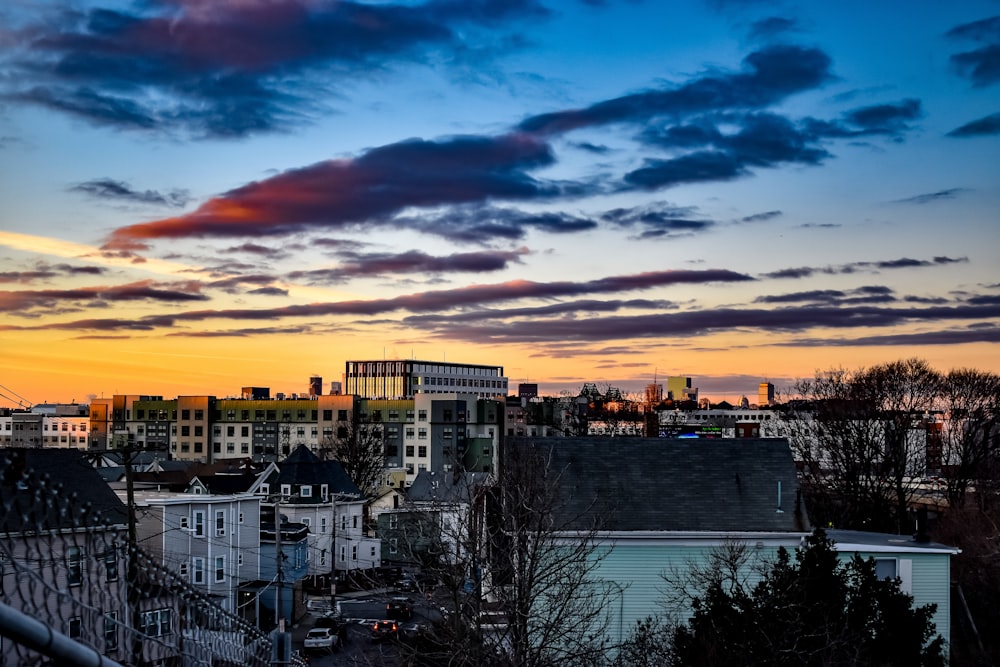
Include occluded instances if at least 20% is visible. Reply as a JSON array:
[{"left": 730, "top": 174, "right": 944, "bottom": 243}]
[{"left": 671, "top": 529, "right": 946, "bottom": 667}]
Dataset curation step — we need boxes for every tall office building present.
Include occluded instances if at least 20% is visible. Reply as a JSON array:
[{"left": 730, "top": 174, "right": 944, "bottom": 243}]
[
  {"left": 343, "top": 360, "right": 508, "bottom": 400},
  {"left": 758, "top": 382, "right": 775, "bottom": 407}
]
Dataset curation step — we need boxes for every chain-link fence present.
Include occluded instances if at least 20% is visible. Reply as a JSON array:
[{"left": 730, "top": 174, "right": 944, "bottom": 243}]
[{"left": 0, "top": 448, "right": 302, "bottom": 667}]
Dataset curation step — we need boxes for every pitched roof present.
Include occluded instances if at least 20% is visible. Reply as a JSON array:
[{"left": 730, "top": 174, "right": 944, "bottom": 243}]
[
  {"left": 1, "top": 448, "right": 128, "bottom": 532},
  {"left": 408, "top": 470, "right": 491, "bottom": 504},
  {"left": 506, "top": 437, "right": 808, "bottom": 533},
  {"left": 277, "top": 444, "right": 362, "bottom": 498}
]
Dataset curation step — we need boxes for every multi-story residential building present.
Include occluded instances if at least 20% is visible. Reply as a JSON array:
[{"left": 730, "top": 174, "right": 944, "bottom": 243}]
[
  {"left": 343, "top": 359, "right": 508, "bottom": 400},
  {"left": 129, "top": 490, "right": 262, "bottom": 613},
  {"left": 262, "top": 445, "right": 380, "bottom": 588},
  {"left": 0, "top": 448, "right": 135, "bottom": 665},
  {"left": 0, "top": 404, "right": 90, "bottom": 449}
]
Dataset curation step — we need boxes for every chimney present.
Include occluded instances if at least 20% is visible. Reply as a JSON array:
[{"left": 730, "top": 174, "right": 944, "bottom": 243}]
[{"left": 914, "top": 507, "right": 930, "bottom": 543}]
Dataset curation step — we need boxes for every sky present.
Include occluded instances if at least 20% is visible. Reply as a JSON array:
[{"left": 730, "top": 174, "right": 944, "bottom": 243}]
[{"left": 1, "top": 0, "right": 998, "bottom": 408}]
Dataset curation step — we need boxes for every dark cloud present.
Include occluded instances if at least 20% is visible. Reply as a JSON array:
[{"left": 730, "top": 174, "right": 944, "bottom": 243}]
[
  {"left": 891, "top": 188, "right": 969, "bottom": 205},
  {"left": 104, "top": 133, "right": 559, "bottom": 248},
  {"left": 946, "top": 16, "right": 1000, "bottom": 87},
  {"left": 761, "top": 256, "right": 968, "bottom": 279},
  {"left": 600, "top": 202, "right": 716, "bottom": 238},
  {"left": 755, "top": 285, "right": 895, "bottom": 305},
  {"left": 4, "top": 0, "right": 548, "bottom": 137},
  {"left": 403, "top": 298, "right": 677, "bottom": 325},
  {"left": 220, "top": 242, "right": 288, "bottom": 258},
  {"left": 5, "top": 268, "right": 753, "bottom": 331},
  {"left": 166, "top": 326, "right": 310, "bottom": 338},
  {"left": 778, "top": 326, "right": 1000, "bottom": 347},
  {"left": 207, "top": 275, "right": 286, "bottom": 295},
  {"left": 630, "top": 111, "right": 832, "bottom": 188},
  {"left": 69, "top": 178, "right": 192, "bottom": 207},
  {"left": 518, "top": 45, "right": 833, "bottom": 135},
  {"left": 0, "top": 280, "right": 209, "bottom": 313},
  {"left": 740, "top": 210, "right": 782, "bottom": 223},
  {"left": 747, "top": 17, "right": 800, "bottom": 42},
  {"left": 407, "top": 302, "right": 1000, "bottom": 344},
  {"left": 0, "top": 263, "right": 107, "bottom": 283},
  {"left": 393, "top": 205, "right": 598, "bottom": 243},
  {"left": 947, "top": 111, "right": 1000, "bottom": 137},
  {"left": 286, "top": 248, "right": 529, "bottom": 284}
]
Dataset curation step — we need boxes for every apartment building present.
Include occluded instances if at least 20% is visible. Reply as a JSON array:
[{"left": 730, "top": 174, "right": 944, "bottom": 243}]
[
  {"left": 0, "top": 405, "right": 90, "bottom": 448},
  {"left": 344, "top": 359, "right": 508, "bottom": 400}
]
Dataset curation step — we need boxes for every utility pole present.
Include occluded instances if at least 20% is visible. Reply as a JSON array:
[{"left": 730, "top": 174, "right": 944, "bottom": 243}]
[{"left": 270, "top": 497, "right": 290, "bottom": 666}]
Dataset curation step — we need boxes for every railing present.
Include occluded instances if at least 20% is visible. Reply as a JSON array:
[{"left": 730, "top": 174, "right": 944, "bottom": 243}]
[{"left": 1, "top": 449, "right": 301, "bottom": 666}]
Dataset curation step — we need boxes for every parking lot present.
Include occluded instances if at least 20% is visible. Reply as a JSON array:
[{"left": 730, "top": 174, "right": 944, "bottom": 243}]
[{"left": 291, "top": 588, "right": 441, "bottom": 666}]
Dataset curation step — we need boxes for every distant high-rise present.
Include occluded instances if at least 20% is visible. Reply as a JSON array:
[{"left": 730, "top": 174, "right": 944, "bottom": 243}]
[
  {"left": 758, "top": 382, "right": 775, "bottom": 407},
  {"left": 645, "top": 383, "right": 664, "bottom": 404},
  {"left": 666, "top": 377, "right": 697, "bottom": 403},
  {"left": 308, "top": 376, "right": 323, "bottom": 397}
]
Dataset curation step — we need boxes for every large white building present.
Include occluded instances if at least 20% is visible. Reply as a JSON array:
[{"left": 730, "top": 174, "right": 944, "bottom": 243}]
[{"left": 344, "top": 359, "right": 508, "bottom": 400}]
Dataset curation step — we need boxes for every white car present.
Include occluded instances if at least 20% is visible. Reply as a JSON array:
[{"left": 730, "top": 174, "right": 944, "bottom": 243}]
[{"left": 303, "top": 627, "right": 339, "bottom": 653}]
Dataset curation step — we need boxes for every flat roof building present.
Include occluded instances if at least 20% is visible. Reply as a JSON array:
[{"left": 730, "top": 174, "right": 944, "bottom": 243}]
[{"left": 344, "top": 360, "right": 508, "bottom": 400}]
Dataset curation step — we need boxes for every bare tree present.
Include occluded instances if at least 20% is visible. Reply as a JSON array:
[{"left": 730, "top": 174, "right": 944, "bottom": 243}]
[
  {"left": 399, "top": 442, "right": 617, "bottom": 667},
  {"left": 938, "top": 368, "right": 1000, "bottom": 509},
  {"left": 781, "top": 358, "right": 940, "bottom": 533},
  {"left": 319, "top": 410, "right": 384, "bottom": 498}
]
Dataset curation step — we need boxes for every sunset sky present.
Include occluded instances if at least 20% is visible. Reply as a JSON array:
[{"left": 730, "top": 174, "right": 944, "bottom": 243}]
[{"left": 1, "top": 0, "right": 998, "bottom": 408}]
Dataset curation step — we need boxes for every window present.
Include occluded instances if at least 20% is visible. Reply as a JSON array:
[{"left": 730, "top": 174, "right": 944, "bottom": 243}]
[
  {"left": 352, "top": 515, "right": 358, "bottom": 529},
  {"left": 238, "top": 552, "right": 244, "bottom": 566},
  {"left": 105, "top": 549, "right": 118, "bottom": 582},
  {"left": 179, "top": 563, "right": 188, "bottom": 577},
  {"left": 418, "top": 428, "right": 427, "bottom": 439},
  {"left": 418, "top": 446, "right": 427, "bottom": 458},
  {"left": 405, "top": 445, "right": 414, "bottom": 457},
  {"left": 875, "top": 558, "right": 897, "bottom": 580},
  {"left": 443, "top": 409, "right": 452, "bottom": 421},
  {"left": 302, "top": 517, "right": 311, "bottom": 528},
  {"left": 340, "top": 546, "right": 346, "bottom": 562},
  {"left": 260, "top": 483, "right": 270, "bottom": 495},
  {"left": 181, "top": 409, "right": 190, "bottom": 420},
  {"left": 280, "top": 484, "right": 291, "bottom": 497},
  {"left": 389, "top": 514, "right": 398, "bottom": 529},
  {"left": 405, "top": 428, "right": 415, "bottom": 439},
  {"left": 321, "top": 516, "right": 328, "bottom": 534},
  {"left": 141, "top": 609, "right": 171, "bottom": 637},
  {"left": 320, "top": 549, "right": 327, "bottom": 566},
  {"left": 181, "top": 425, "right": 190, "bottom": 436},
  {"left": 418, "top": 410, "right": 427, "bottom": 421},
  {"left": 216, "top": 510, "right": 225, "bottom": 536},
  {"left": 371, "top": 546, "right": 376, "bottom": 558},
  {"left": 352, "top": 545, "right": 357, "bottom": 561},
  {"left": 239, "top": 512, "right": 244, "bottom": 524},
  {"left": 338, "top": 410, "right": 348, "bottom": 421},
  {"left": 68, "top": 617, "right": 82, "bottom": 639},
  {"left": 389, "top": 538, "right": 398, "bottom": 554},
  {"left": 341, "top": 514, "right": 347, "bottom": 530},
  {"left": 321, "top": 484, "right": 328, "bottom": 500},
  {"left": 193, "top": 558, "right": 205, "bottom": 584},
  {"left": 300, "top": 485, "right": 312, "bottom": 497},
  {"left": 67, "top": 546, "right": 82, "bottom": 586},
  {"left": 104, "top": 612, "right": 119, "bottom": 651},
  {"left": 215, "top": 556, "right": 225, "bottom": 582},
  {"left": 193, "top": 511, "right": 205, "bottom": 537},
  {"left": 194, "top": 410, "right": 203, "bottom": 420}
]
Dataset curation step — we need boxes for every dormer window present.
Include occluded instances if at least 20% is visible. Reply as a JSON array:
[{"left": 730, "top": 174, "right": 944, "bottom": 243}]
[
  {"left": 320, "top": 484, "right": 329, "bottom": 501},
  {"left": 280, "top": 484, "right": 291, "bottom": 497},
  {"left": 300, "top": 485, "right": 312, "bottom": 498}
]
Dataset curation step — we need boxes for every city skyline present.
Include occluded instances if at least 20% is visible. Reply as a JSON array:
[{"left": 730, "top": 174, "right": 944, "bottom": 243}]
[{"left": 1, "top": 0, "right": 998, "bottom": 408}]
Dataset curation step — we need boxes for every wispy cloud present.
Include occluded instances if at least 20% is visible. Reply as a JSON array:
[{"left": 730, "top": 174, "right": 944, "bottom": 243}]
[
  {"left": 69, "top": 178, "right": 192, "bottom": 208},
  {"left": 945, "top": 15, "right": 1000, "bottom": 87},
  {"left": 947, "top": 111, "right": 1000, "bottom": 137},
  {"left": 761, "top": 256, "right": 967, "bottom": 279},
  {"left": 890, "top": 188, "right": 969, "bottom": 205}
]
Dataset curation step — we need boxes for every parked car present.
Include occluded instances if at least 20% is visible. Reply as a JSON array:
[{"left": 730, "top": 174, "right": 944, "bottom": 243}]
[
  {"left": 303, "top": 627, "right": 339, "bottom": 653},
  {"left": 394, "top": 577, "right": 417, "bottom": 593},
  {"left": 386, "top": 596, "right": 414, "bottom": 620},
  {"left": 314, "top": 614, "right": 348, "bottom": 643},
  {"left": 371, "top": 619, "right": 399, "bottom": 642},
  {"left": 306, "top": 597, "right": 332, "bottom": 615}
]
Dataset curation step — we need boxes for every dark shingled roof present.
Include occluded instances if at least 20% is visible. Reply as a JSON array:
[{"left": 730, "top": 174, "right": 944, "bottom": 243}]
[
  {"left": 1, "top": 448, "right": 128, "bottom": 532},
  {"left": 408, "top": 470, "right": 491, "bottom": 504},
  {"left": 276, "top": 445, "right": 362, "bottom": 499},
  {"left": 506, "top": 437, "right": 808, "bottom": 533}
]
